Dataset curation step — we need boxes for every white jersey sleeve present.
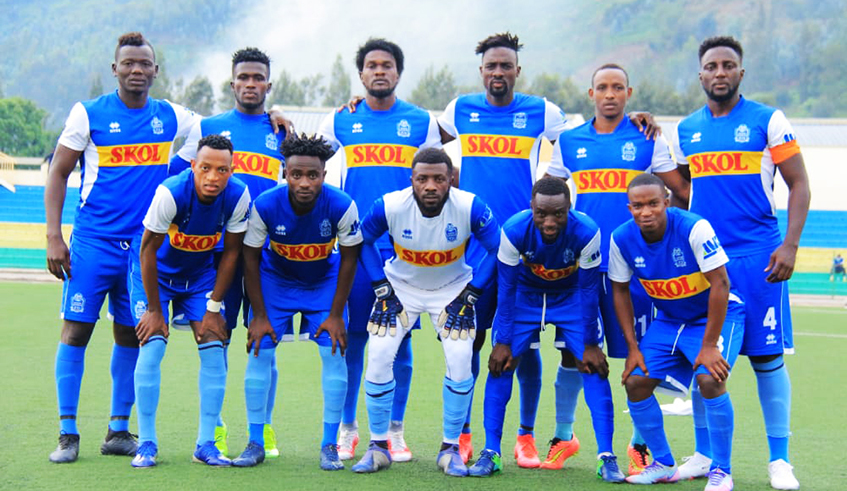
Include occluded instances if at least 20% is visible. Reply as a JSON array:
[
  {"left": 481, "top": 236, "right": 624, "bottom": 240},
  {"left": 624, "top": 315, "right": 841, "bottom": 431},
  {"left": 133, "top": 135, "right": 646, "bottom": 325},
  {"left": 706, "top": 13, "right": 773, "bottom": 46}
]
[
  {"left": 671, "top": 126, "right": 688, "bottom": 166},
  {"left": 225, "top": 187, "right": 251, "bottom": 233},
  {"left": 689, "top": 219, "right": 729, "bottom": 273},
  {"left": 317, "top": 112, "right": 340, "bottom": 151},
  {"left": 546, "top": 139, "right": 571, "bottom": 178},
  {"left": 142, "top": 185, "right": 178, "bottom": 234},
  {"left": 497, "top": 230, "right": 521, "bottom": 266},
  {"left": 422, "top": 113, "right": 443, "bottom": 150},
  {"left": 578, "top": 230, "right": 602, "bottom": 269},
  {"left": 650, "top": 134, "right": 677, "bottom": 173},
  {"left": 542, "top": 100, "right": 568, "bottom": 141},
  {"left": 437, "top": 98, "right": 459, "bottom": 139},
  {"left": 175, "top": 117, "right": 202, "bottom": 162},
  {"left": 243, "top": 204, "right": 269, "bottom": 248},
  {"left": 168, "top": 101, "right": 199, "bottom": 140},
  {"left": 607, "top": 236, "right": 633, "bottom": 282},
  {"left": 57, "top": 102, "right": 90, "bottom": 152},
  {"left": 337, "top": 201, "right": 364, "bottom": 247},
  {"left": 767, "top": 110, "right": 797, "bottom": 149}
]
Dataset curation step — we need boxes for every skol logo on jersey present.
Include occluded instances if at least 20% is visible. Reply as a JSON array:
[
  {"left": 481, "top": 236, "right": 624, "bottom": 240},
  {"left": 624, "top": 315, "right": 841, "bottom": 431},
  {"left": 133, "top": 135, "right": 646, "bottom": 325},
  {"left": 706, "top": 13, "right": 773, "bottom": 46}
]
[
  {"left": 98, "top": 142, "right": 172, "bottom": 167},
  {"left": 345, "top": 144, "right": 417, "bottom": 168},
  {"left": 460, "top": 134, "right": 535, "bottom": 159},
  {"left": 271, "top": 239, "right": 336, "bottom": 261},
  {"left": 232, "top": 151, "right": 281, "bottom": 180},
  {"left": 394, "top": 242, "right": 466, "bottom": 267},
  {"left": 167, "top": 224, "right": 221, "bottom": 252},
  {"left": 639, "top": 272, "right": 711, "bottom": 300},
  {"left": 524, "top": 262, "right": 577, "bottom": 281},
  {"left": 688, "top": 151, "right": 761, "bottom": 178},
  {"left": 572, "top": 169, "right": 643, "bottom": 193}
]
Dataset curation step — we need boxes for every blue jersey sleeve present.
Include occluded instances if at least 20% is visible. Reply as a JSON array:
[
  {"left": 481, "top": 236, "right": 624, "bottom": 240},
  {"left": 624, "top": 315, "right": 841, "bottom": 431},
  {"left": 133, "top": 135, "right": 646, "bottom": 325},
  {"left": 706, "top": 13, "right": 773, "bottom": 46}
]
[
  {"left": 468, "top": 196, "right": 500, "bottom": 289},
  {"left": 168, "top": 155, "right": 191, "bottom": 177},
  {"left": 579, "top": 263, "right": 600, "bottom": 345},
  {"left": 360, "top": 197, "right": 390, "bottom": 282},
  {"left": 493, "top": 261, "right": 520, "bottom": 346}
]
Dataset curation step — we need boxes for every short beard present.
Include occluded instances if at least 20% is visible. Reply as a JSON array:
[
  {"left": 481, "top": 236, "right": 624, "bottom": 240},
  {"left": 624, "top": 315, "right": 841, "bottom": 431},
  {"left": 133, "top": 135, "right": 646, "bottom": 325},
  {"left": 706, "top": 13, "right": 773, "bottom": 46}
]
[
  {"left": 413, "top": 192, "right": 448, "bottom": 216},
  {"left": 236, "top": 96, "right": 265, "bottom": 112},
  {"left": 705, "top": 83, "right": 738, "bottom": 104},
  {"left": 367, "top": 86, "right": 395, "bottom": 99}
]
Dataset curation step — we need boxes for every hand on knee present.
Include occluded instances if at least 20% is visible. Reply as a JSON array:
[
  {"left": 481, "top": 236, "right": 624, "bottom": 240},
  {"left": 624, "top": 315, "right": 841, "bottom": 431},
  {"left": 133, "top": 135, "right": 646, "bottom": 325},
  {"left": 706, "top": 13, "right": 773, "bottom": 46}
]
[
  {"left": 695, "top": 374, "right": 726, "bottom": 399},
  {"left": 624, "top": 375, "right": 655, "bottom": 402}
]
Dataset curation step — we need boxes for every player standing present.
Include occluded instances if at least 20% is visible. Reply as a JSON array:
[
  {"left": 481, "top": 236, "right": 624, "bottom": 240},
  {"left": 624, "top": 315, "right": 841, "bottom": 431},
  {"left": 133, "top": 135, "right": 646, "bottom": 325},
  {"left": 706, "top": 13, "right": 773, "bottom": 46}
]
[
  {"left": 317, "top": 38, "right": 441, "bottom": 462},
  {"left": 609, "top": 174, "right": 744, "bottom": 491},
  {"left": 469, "top": 176, "right": 625, "bottom": 482},
  {"left": 545, "top": 63, "right": 690, "bottom": 474},
  {"left": 45, "top": 32, "right": 198, "bottom": 463},
  {"left": 673, "top": 36, "right": 810, "bottom": 490},
  {"left": 169, "top": 47, "right": 285, "bottom": 458},
  {"left": 130, "top": 135, "right": 250, "bottom": 467},
  {"left": 234, "top": 135, "right": 361, "bottom": 470},
  {"left": 351, "top": 148, "right": 499, "bottom": 476}
]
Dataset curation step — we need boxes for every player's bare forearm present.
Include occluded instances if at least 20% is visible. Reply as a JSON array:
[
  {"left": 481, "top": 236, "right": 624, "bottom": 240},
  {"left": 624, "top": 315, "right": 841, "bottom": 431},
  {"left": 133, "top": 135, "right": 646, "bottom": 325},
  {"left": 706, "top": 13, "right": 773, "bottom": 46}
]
[
  {"left": 611, "top": 280, "right": 638, "bottom": 350},
  {"left": 242, "top": 245, "right": 268, "bottom": 319},
  {"left": 702, "top": 266, "right": 730, "bottom": 348},
  {"left": 210, "top": 232, "right": 244, "bottom": 303},
  {"left": 330, "top": 244, "right": 360, "bottom": 319},
  {"left": 140, "top": 230, "right": 166, "bottom": 315},
  {"left": 45, "top": 145, "right": 81, "bottom": 278},
  {"left": 779, "top": 154, "right": 811, "bottom": 249}
]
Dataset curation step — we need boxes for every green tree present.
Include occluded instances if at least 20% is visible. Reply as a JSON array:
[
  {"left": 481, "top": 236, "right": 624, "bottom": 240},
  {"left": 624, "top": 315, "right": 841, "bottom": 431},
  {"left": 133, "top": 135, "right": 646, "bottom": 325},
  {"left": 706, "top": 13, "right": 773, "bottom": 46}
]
[
  {"left": 218, "top": 79, "right": 234, "bottom": 112},
  {"left": 148, "top": 49, "right": 175, "bottom": 101},
  {"left": 89, "top": 74, "right": 104, "bottom": 99},
  {"left": 179, "top": 75, "right": 215, "bottom": 115},
  {"left": 300, "top": 74, "right": 325, "bottom": 107},
  {"left": 528, "top": 73, "right": 593, "bottom": 118},
  {"left": 409, "top": 65, "right": 458, "bottom": 110},
  {"left": 323, "top": 54, "right": 351, "bottom": 107},
  {"left": 268, "top": 70, "right": 306, "bottom": 106},
  {"left": 0, "top": 97, "right": 57, "bottom": 156}
]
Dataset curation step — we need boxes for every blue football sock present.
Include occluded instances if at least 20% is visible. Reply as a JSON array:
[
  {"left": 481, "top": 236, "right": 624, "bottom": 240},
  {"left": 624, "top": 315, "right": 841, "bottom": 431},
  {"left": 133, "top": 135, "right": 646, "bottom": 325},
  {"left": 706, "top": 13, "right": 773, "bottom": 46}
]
[
  {"left": 554, "top": 365, "right": 582, "bottom": 441},
  {"left": 55, "top": 343, "right": 86, "bottom": 435},
  {"left": 217, "top": 343, "right": 229, "bottom": 427},
  {"left": 244, "top": 347, "right": 274, "bottom": 444},
  {"left": 628, "top": 396, "right": 673, "bottom": 466},
  {"left": 109, "top": 344, "right": 138, "bottom": 432},
  {"left": 134, "top": 336, "right": 167, "bottom": 445},
  {"left": 320, "top": 345, "right": 347, "bottom": 447},
  {"left": 342, "top": 332, "right": 367, "bottom": 424},
  {"left": 365, "top": 378, "right": 395, "bottom": 440},
  {"left": 462, "top": 348, "right": 482, "bottom": 432},
  {"left": 691, "top": 384, "right": 712, "bottom": 457},
  {"left": 197, "top": 341, "right": 226, "bottom": 446},
  {"left": 265, "top": 351, "right": 278, "bottom": 425},
  {"left": 482, "top": 370, "right": 514, "bottom": 455},
  {"left": 516, "top": 349, "right": 542, "bottom": 435},
  {"left": 702, "top": 392, "right": 733, "bottom": 474},
  {"left": 390, "top": 333, "right": 413, "bottom": 423},
  {"left": 582, "top": 372, "right": 615, "bottom": 455},
  {"left": 630, "top": 426, "right": 646, "bottom": 446},
  {"left": 443, "top": 376, "right": 474, "bottom": 444},
  {"left": 751, "top": 356, "right": 791, "bottom": 462}
]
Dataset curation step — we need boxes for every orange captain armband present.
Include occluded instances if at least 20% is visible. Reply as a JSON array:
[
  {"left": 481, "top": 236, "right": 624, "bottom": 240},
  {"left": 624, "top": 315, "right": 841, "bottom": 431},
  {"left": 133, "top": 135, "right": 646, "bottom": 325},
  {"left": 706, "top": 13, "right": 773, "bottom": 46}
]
[{"left": 770, "top": 139, "right": 800, "bottom": 164}]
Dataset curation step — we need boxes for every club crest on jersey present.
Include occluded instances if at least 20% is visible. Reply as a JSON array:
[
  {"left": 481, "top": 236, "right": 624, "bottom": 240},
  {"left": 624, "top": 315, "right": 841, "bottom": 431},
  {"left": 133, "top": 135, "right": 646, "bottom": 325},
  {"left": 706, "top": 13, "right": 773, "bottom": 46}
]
[
  {"left": 691, "top": 132, "right": 702, "bottom": 143},
  {"left": 562, "top": 248, "right": 574, "bottom": 264},
  {"left": 469, "top": 112, "right": 480, "bottom": 123},
  {"left": 265, "top": 133, "right": 278, "bottom": 150},
  {"left": 320, "top": 219, "right": 332, "bottom": 237},
  {"left": 622, "top": 141, "right": 636, "bottom": 162},
  {"left": 635, "top": 256, "right": 646, "bottom": 268},
  {"left": 397, "top": 119, "right": 411, "bottom": 138},
  {"left": 672, "top": 247, "right": 686, "bottom": 267},
  {"left": 513, "top": 112, "right": 527, "bottom": 129},
  {"left": 275, "top": 224, "right": 287, "bottom": 236},
  {"left": 134, "top": 300, "right": 147, "bottom": 319},
  {"left": 577, "top": 147, "right": 587, "bottom": 159},
  {"left": 109, "top": 121, "right": 121, "bottom": 133},
  {"left": 70, "top": 292, "right": 85, "bottom": 313},
  {"left": 220, "top": 130, "right": 232, "bottom": 139},
  {"left": 151, "top": 117, "right": 164, "bottom": 135},
  {"left": 352, "top": 122, "right": 363, "bottom": 134},
  {"left": 445, "top": 223, "right": 458, "bottom": 242},
  {"left": 734, "top": 124, "right": 750, "bottom": 143}
]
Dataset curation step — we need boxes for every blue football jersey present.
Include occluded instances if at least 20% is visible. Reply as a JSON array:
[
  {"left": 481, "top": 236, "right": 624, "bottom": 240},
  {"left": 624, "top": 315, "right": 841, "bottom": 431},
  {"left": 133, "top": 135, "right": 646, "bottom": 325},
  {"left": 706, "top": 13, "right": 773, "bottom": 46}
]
[
  {"left": 142, "top": 169, "right": 250, "bottom": 278},
  {"left": 57, "top": 91, "right": 197, "bottom": 239},
  {"left": 674, "top": 96, "right": 801, "bottom": 256},
  {"left": 608, "top": 207, "right": 733, "bottom": 324},
  {"left": 244, "top": 184, "right": 362, "bottom": 289},
  {"left": 548, "top": 117, "right": 676, "bottom": 271}
]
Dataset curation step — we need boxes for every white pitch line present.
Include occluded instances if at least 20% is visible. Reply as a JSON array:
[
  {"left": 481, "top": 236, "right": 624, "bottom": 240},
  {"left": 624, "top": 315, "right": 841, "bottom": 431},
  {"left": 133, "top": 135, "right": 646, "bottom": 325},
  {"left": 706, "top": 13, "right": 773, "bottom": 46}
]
[{"left": 795, "top": 331, "right": 847, "bottom": 339}]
